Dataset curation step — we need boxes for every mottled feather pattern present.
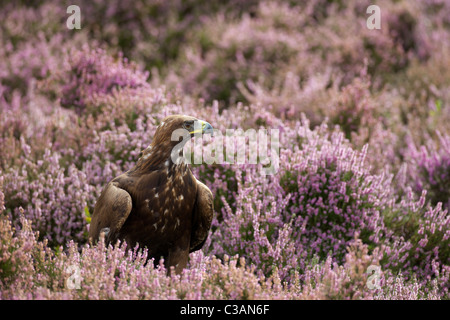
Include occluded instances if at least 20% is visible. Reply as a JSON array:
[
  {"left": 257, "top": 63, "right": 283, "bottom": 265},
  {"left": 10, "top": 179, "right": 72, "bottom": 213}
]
[{"left": 89, "top": 115, "right": 214, "bottom": 274}]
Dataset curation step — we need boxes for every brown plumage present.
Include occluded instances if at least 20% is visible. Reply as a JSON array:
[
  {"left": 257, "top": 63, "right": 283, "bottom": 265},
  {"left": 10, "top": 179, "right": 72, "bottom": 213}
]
[{"left": 89, "top": 115, "right": 214, "bottom": 274}]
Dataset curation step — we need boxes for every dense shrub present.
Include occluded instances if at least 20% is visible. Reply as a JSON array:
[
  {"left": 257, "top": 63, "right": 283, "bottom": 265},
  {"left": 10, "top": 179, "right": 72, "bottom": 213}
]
[
  {"left": 404, "top": 132, "right": 450, "bottom": 209},
  {"left": 0, "top": 0, "right": 449, "bottom": 299}
]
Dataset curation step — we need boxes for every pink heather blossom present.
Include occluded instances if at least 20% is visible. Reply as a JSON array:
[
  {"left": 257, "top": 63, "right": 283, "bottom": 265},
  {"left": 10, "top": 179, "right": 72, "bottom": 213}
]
[{"left": 1, "top": 0, "right": 449, "bottom": 300}]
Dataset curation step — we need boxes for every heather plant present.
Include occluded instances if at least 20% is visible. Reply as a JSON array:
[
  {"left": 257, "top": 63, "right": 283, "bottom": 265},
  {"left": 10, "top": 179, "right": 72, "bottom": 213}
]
[
  {"left": 173, "top": 9, "right": 303, "bottom": 106},
  {"left": 0, "top": 214, "right": 289, "bottom": 299},
  {"left": 239, "top": 71, "right": 335, "bottom": 126},
  {"left": 375, "top": 274, "right": 441, "bottom": 300},
  {"left": 277, "top": 124, "right": 392, "bottom": 263},
  {"left": 0, "top": 213, "right": 62, "bottom": 298},
  {"left": 189, "top": 101, "right": 287, "bottom": 212},
  {"left": 59, "top": 46, "right": 151, "bottom": 113},
  {"left": 0, "top": 94, "right": 28, "bottom": 170},
  {"left": 1, "top": 0, "right": 450, "bottom": 300},
  {"left": 201, "top": 119, "right": 394, "bottom": 281},
  {"left": 0, "top": 177, "right": 5, "bottom": 214},
  {"left": 382, "top": 189, "right": 450, "bottom": 295},
  {"left": 360, "top": 1, "right": 431, "bottom": 77},
  {"left": 2, "top": 142, "right": 95, "bottom": 246},
  {"left": 80, "top": 113, "right": 156, "bottom": 187},
  {"left": 1, "top": 214, "right": 443, "bottom": 299},
  {"left": 380, "top": 39, "right": 450, "bottom": 147},
  {"left": 298, "top": 236, "right": 384, "bottom": 300},
  {"left": 0, "top": 87, "right": 80, "bottom": 172},
  {"left": 0, "top": 3, "right": 89, "bottom": 102},
  {"left": 327, "top": 75, "right": 378, "bottom": 141},
  {"left": 58, "top": 0, "right": 263, "bottom": 73},
  {"left": 403, "top": 132, "right": 450, "bottom": 209},
  {"left": 207, "top": 176, "right": 299, "bottom": 280}
]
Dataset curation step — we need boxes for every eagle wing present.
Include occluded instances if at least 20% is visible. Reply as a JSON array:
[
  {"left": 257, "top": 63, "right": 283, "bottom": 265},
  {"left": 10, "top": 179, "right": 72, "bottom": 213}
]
[
  {"left": 190, "top": 180, "right": 214, "bottom": 252},
  {"left": 89, "top": 181, "right": 133, "bottom": 243}
]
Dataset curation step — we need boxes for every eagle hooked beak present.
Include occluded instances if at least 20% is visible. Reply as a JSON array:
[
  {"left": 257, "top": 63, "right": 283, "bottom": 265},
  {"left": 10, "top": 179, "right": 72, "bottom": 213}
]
[{"left": 190, "top": 120, "right": 214, "bottom": 136}]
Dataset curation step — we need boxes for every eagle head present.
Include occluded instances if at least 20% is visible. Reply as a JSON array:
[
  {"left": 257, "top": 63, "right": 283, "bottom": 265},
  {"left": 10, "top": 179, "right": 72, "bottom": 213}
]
[
  {"left": 138, "top": 115, "right": 213, "bottom": 168},
  {"left": 153, "top": 115, "right": 213, "bottom": 147}
]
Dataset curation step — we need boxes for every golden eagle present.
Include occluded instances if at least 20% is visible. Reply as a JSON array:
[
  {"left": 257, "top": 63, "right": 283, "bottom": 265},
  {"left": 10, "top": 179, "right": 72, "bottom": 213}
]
[{"left": 89, "top": 115, "right": 214, "bottom": 274}]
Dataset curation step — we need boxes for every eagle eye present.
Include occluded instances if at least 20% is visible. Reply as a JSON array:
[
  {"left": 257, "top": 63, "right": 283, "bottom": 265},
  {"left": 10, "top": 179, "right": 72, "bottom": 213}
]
[{"left": 183, "top": 120, "right": 194, "bottom": 131}]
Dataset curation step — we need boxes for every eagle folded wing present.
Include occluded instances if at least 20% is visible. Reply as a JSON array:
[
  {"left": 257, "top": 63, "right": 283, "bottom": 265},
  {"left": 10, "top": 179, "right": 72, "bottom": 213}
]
[
  {"left": 89, "top": 181, "right": 133, "bottom": 243},
  {"left": 190, "top": 180, "right": 214, "bottom": 252}
]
